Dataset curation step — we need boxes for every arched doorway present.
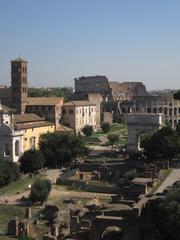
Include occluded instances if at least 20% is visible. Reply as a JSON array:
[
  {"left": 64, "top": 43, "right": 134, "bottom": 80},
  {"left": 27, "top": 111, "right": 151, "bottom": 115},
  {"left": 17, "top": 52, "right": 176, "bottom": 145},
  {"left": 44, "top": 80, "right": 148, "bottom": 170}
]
[
  {"left": 127, "top": 113, "right": 163, "bottom": 152},
  {"left": 101, "top": 226, "right": 123, "bottom": 240},
  {"left": 15, "top": 140, "right": 20, "bottom": 156},
  {"left": 138, "top": 132, "right": 150, "bottom": 151}
]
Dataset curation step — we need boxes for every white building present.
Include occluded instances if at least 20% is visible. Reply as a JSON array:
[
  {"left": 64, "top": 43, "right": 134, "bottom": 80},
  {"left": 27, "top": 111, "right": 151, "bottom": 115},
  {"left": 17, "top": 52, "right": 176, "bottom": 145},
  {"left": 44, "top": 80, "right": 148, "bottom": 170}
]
[
  {"left": 0, "top": 104, "right": 23, "bottom": 162},
  {"left": 62, "top": 101, "right": 97, "bottom": 133}
]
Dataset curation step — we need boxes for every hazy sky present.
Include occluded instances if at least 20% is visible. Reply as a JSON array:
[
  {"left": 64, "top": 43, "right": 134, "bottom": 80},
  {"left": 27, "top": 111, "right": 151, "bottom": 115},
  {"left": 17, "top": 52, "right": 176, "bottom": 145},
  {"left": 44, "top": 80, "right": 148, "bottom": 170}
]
[{"left": 0, "top": 0, "right": 180, "bottom": 90}]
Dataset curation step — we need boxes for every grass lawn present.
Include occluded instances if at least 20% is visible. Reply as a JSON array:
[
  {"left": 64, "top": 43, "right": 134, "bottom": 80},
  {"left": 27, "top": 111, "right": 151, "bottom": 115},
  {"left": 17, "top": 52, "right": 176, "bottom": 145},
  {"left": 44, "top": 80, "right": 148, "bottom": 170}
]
[
  {"left": 0, "top": 174, "right": 43, "bottom": 196},
  {"left": 92, "top": 123, "right": 127, "bottom": 136},
  {"left": 0, "top": 205, "right": 25, "bottom": 234},
  {"left": 0, "top": 204, "right": 48, "bottom": 240},
  {"left": 90, "top": 123, "right": 128, "bottom": 146}
]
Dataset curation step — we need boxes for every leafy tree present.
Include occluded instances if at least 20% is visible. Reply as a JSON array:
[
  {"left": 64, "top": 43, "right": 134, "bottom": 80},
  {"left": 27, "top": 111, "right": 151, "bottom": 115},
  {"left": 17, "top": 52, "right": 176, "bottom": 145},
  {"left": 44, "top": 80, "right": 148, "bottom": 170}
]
[
  {"left": 20, "top": 150, "right": 45, "bottom": 173},
  {"left": 29, "top": 179, "right": 51, "bottom": 204},
  {"left": 101, "top": 122, "right": 111, "bottom": 133},
  {"left": 107, "top": 133, "right": 119, "bottom": 144},
  {"left": 173, "top": 90, "right": 180, "bottom": 100},
  {"left": 176, "top": 121, "right": 180, "bottom": 136},
  {"left": 28, "top": 87, "right": 73, "bottom": 101},
  {"left": 142, "top": 126, "right": 180, "bottom": 160},
  {"left": 0, "top": 160, "right": 20, "bottom": 187},
  {"left": 39, "top": 133, "right": 89, "bottom": 167},
  {"left": 154, "top": 184, "right": 180, "bottom": 240},
  {"left": 82, "top": 125, "right": 93, "bottom": 137}
]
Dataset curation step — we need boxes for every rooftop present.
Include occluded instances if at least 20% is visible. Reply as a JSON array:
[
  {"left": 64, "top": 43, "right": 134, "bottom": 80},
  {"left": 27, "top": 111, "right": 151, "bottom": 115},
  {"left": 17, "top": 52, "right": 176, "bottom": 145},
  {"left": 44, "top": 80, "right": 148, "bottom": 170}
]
[
  {"left": 27, "top": 97, "right": 63, "bottom": 106},
  {"left": 11, "top": 57, "right": 27, "bottom": 62},
  {"left": 63, "top": 101, "right": 96, "bottom": 107},
  {"left": 14, "top": 113, "right": 45, "bottom": 123},
  {"left": 56, "top": 124, "right": 74, "bottom": 132},
  {"left": 15, "top": 121, "right": 54, "bottom": 130},
  {"left": 14, "top": 113, "right": 54, "bottom": 129},
  {"left": 0, "top": 104, "right": 15, "bottom": 113}
]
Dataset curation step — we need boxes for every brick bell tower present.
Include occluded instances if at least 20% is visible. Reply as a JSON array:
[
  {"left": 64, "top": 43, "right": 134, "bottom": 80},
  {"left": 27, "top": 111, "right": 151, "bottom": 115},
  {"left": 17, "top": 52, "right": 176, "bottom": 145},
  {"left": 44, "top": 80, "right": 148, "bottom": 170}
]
[{"left": 11, "top": 58, "right": 28, "bottom": 114}]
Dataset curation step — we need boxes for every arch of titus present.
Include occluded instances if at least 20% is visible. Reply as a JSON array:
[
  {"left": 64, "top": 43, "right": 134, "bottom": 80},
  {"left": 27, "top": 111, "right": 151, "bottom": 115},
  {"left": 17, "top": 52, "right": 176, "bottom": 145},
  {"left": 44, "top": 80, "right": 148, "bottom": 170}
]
[{"left": 127, "top": 113, "right": 164, "bottom": 152}]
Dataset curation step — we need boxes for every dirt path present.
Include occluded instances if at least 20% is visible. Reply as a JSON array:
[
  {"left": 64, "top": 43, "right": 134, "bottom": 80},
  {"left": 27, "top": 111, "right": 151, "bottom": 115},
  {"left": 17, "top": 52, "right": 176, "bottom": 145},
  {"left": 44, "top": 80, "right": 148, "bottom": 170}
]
[
  {"left": 155, "top": 169, "right": 180, "bottom": 193},
  {"left": 51, "top": 188, "right": 114, "bottom": 199},
  {"left": 0, "top": 187, "right": 114, "bottom": 205}
]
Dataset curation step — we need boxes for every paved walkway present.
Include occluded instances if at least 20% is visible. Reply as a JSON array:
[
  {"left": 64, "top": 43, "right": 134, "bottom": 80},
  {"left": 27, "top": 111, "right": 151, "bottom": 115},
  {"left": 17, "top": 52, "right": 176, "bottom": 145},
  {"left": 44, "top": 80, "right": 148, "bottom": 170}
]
[{"left": 155, "top": 169, "right": 180, "bottom": 193}]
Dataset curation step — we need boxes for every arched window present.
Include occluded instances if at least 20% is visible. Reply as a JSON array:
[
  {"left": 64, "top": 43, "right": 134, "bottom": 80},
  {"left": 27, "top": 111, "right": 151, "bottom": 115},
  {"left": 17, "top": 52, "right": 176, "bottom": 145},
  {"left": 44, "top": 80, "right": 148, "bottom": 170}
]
[
  {"left": 159, "top": 107, "right": 162, "bottom": 113},
  {"left": 15, "top": 140, "right": 20, "bottom": 156},
  {"left": 153, "top": 107, "right": 157, "bottom": 113},
  {"left": 174, "top": 108, "right": 177, "bottom": 116},
  {"left": 174, "top": 120, "right": 177, "bottom": 128},
  {"left": 169, "top": 120, "right": 172, "bottom": 127}
]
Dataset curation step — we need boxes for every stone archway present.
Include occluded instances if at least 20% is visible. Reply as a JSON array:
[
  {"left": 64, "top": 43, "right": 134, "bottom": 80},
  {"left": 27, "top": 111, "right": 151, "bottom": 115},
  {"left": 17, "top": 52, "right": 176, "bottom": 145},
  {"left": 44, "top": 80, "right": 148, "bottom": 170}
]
[
  {"left": 88, "top": 216, "right": 125, "bottom": 240},
  {"left": 127, "top": 113, "right": 163, "bottom": 152},
  {"left": 101, "top": 226, "right": 124, "bottom": 240}
]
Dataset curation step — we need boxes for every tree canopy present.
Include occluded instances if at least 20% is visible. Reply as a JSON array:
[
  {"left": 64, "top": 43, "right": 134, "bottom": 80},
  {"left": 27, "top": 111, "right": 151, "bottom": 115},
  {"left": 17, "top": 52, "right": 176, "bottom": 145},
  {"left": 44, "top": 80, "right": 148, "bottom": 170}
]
[
  {"left": 154, "top": 184, "right": 180, "bottom": 240},
  {"left": 39, "top": 133, "right": 89, "bottom": 167},
  {"left": 173, "top": 90, "right": 180, "bottom": 100},
  {"left": 20, "top": 150, "right": 45, "bottom": 173},
  {"left": 28, "top": 87, "right": 73, "bottom": 101},
  {"left": 0, "top": 160, "right": 20, "bottom": 187},
  {"left": 142, "top": 126, "right": 180, "bottom": 160}
]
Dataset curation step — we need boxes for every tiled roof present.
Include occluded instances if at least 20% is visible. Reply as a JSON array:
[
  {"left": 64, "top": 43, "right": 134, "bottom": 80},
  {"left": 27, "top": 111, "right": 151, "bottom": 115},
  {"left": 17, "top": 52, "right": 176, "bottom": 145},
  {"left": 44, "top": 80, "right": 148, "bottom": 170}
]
[
  {"left": 56, "top": 124, "right": 74, "bottom": 132},
  {"left": 63, "top": 101, "right": 96, "bottom": 107},
  {"left": 0, "top": 104, "right": 15, "bottom": 113},
  {"left": 16, "top": 121, "right": 54, "bottom": 130},
  {"left": 14, "top": 113, "right": 54, "bottom": 129},
  {"left": 27, "top": 97, "right": 63, "bottom": 106},
  {"left": 14, "top": 113, "right": 44, "bottom": 123}
]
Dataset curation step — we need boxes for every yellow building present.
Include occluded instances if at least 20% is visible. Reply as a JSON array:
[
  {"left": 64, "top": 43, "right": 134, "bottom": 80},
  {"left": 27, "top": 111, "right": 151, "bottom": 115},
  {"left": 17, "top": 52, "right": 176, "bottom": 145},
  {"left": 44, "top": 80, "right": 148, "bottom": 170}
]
[{"left": 14, "top": 113, "right": 55, "bottom": 152}]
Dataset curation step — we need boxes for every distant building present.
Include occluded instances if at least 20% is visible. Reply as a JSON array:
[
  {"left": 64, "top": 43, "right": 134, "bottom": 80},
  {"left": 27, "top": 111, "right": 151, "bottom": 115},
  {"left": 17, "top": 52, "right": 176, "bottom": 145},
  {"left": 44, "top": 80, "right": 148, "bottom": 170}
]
[
  {"left": 0, "top": 104, "right": 54, "bottom": 162},
  {"left": 74, "top": 76, "right": 111, "bottom": 99},
  {"left": 14, "top": 113, "right": 54, "bottom": 152},
  {"left": 62, "top": 101, "right": 96, "bottom": 133},
  {"left": 0, "top": 86, "right": 11, "bottom": 107},
  {"left": 26, "top": 97, "right": 63, "bottom": 129},
  {"left": 74, "top": 75, "right": 148, "bottom": 122},
  {"left": 109, "top": 81, "right": 147, "bottom": 101},
  {"left": 0, "top": 58, "right": 63, "bottom": 130},
  {"left": 119, "top": 95, "right": 180, "bottom": 128},
  {"left": 11, "top": 58, "right": 28, "bottom": 114}
]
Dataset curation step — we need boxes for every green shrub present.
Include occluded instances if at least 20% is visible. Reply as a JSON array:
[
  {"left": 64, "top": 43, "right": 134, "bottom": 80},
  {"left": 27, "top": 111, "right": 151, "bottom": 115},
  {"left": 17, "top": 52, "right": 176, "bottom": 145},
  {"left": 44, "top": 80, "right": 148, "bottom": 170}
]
[
  {"left": 107, "top": 133, "right": 119, "bottom": 144},
  {"left": 82, "top": 125, "right": 94, "bottom": 137},
  {"left": 29, "top": 179, "right": 51, "bottom": 203},
  {"left": 101, "top": 122, "right": 110, "bottom": 133}
]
